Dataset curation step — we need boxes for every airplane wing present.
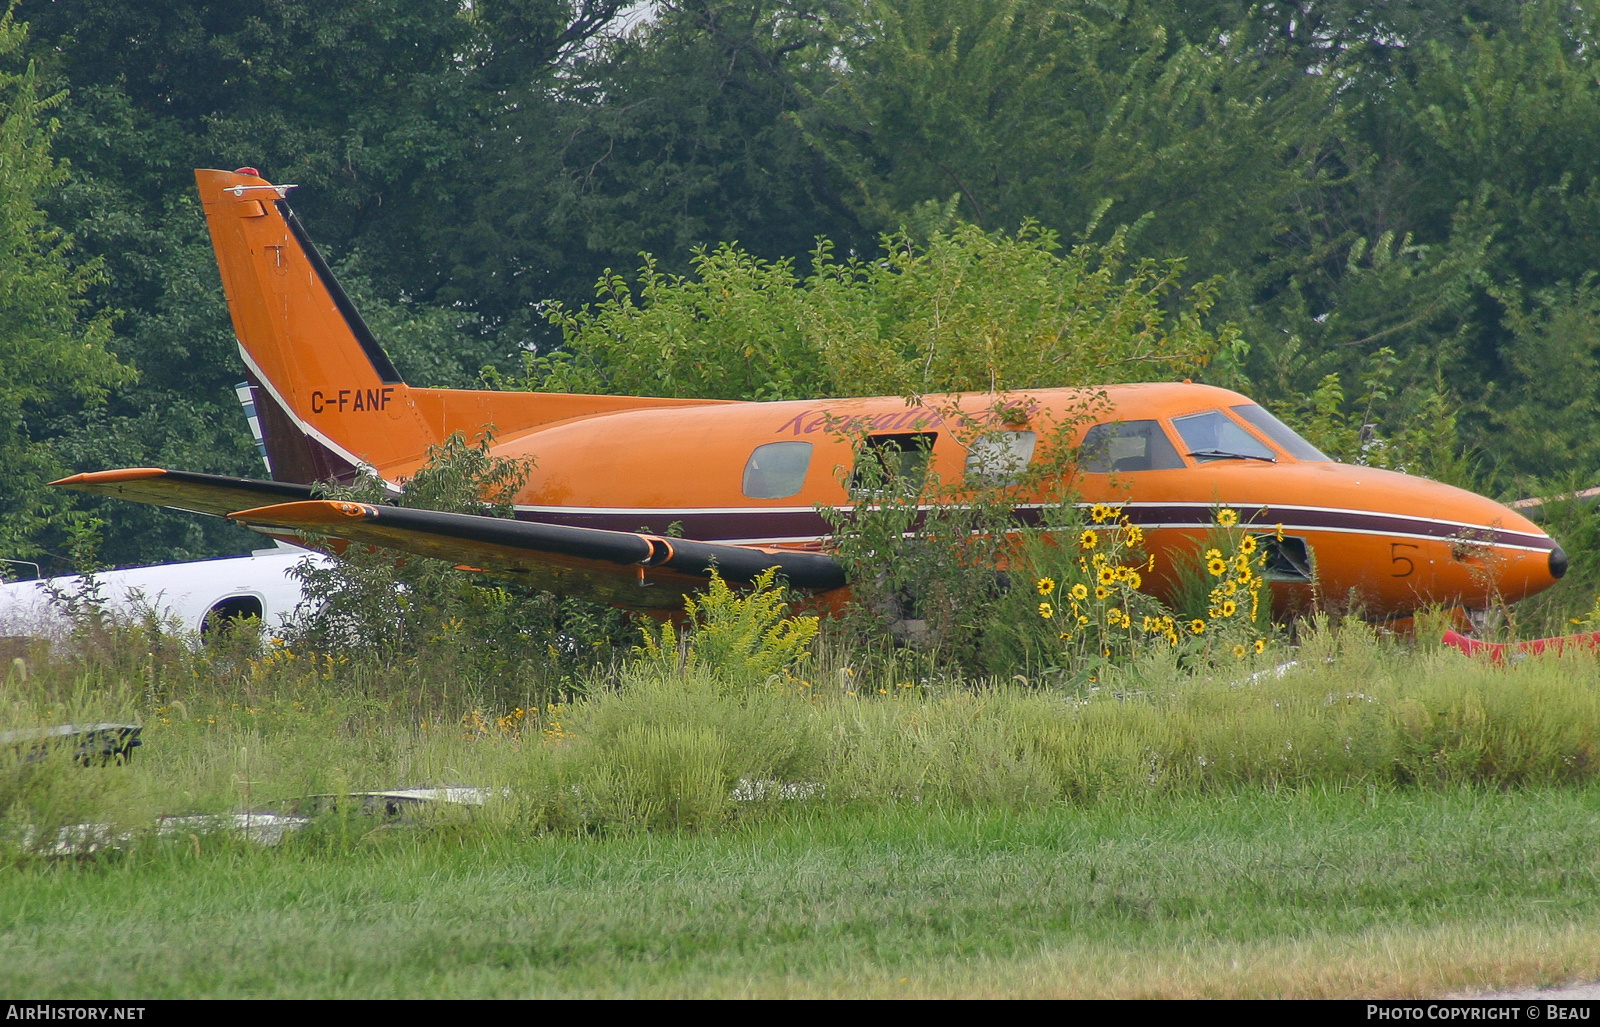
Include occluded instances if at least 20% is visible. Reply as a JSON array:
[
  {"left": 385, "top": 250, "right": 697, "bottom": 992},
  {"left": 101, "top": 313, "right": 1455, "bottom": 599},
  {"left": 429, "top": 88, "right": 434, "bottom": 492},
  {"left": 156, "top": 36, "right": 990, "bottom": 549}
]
[
  {"left": 225, "top": 500, "right": 846, "bottom": 610},
  {"left": 1508, "top": 485, "right": 1600, "bottom": 521},
  {"left": 51, "top": 468, "right": 319, "bottom": 518}
]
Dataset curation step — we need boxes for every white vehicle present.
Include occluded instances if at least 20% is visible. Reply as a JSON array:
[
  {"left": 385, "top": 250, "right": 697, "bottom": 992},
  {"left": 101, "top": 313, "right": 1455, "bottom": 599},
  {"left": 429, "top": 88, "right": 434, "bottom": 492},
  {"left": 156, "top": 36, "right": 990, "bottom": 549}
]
[{"left": 0, "top": 543, "right": 327, "bottom": 640}]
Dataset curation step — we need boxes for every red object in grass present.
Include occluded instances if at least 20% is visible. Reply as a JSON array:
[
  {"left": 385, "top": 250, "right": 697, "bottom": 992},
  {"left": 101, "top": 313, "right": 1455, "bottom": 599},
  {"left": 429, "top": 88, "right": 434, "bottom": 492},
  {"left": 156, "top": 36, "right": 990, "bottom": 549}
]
[
  {"left": 1442, "top": 628, "right": 1600, "bottom": 662},
  {"left": 235, "top": 167, "right": 260, "bottom": 176}
]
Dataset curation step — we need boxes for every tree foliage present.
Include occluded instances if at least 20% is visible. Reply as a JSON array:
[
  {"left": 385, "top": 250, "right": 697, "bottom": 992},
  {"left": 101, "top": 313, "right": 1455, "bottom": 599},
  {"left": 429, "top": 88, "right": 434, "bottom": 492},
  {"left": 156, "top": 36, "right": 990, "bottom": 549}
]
[
  {"left": 0, "top": 10, "right": 127, "bottom": 563},
  {"left": 535, "top": 216, "right": 1234, "bottom": 399}
]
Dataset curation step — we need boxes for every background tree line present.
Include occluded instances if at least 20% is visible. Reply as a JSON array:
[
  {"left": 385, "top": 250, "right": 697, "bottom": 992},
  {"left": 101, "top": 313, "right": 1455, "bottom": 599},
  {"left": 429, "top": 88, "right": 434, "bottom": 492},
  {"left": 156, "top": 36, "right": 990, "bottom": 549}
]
[{"left": 6, "top": 0, "right": 1600, "bottom": 571}]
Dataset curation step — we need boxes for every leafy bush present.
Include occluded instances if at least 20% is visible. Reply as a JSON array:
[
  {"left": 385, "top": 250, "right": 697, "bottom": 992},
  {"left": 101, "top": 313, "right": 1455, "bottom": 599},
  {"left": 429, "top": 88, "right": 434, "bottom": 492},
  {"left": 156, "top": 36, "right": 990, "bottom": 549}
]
[
  {"left": 523, "top": 219, "right": 1235, "bottom": 401},
  {"left": 286, "top": 431, "right": 631, "bottom": 701},
  {"left": 635, "top": 567, "right": 819, "bottom": 690}
]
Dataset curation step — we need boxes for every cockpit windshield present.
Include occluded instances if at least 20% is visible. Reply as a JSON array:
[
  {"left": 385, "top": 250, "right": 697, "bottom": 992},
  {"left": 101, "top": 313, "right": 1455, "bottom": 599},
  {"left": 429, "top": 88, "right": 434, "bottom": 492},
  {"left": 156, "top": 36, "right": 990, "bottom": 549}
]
[
  {"left": 1171, "top": 410, "right": 1277, "bottom": 463},
  {"left": 1229, "top": 404, "right": 1331, "bottom": 461}
]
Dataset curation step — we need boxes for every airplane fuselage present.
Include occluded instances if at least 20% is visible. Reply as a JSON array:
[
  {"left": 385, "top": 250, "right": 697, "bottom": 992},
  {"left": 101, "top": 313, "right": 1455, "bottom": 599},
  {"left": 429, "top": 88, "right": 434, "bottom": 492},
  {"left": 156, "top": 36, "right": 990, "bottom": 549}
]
[{"left": 401, "top": 382, "right": 1560, "bottom": 618}]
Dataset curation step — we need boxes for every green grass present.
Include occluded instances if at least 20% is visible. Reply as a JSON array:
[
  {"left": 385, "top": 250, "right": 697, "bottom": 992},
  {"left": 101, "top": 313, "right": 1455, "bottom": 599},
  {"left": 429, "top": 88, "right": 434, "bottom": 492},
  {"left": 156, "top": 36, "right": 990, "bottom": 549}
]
[
  {"left": 3, "top": 789, "right": 1600, "bottom": 997},
  {"left": 12, "top": 619, "right": 1600, "bottom": 995},
  {"left": 16, "top": 629, "right": 1600, "bottom": 846}
]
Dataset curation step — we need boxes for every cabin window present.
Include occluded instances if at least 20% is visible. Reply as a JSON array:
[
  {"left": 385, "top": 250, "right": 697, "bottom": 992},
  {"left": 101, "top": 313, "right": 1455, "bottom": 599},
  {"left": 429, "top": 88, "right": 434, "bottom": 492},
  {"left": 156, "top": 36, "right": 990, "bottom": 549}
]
[
  {"left": 1230, "top": 404, "right": 1331, "bottom": 462},
  {"left": 1171, "top": 410, "right": 1277, "bottom": 463},
  {"left": 742, "top": 441, "right": 814, "bottom": 499},
  {"left": 1079, "top": 421, "right": 1184, "bottom": 473},
  {"left": 850, "top": 433, "right": 936, "bottom": 496},
  {"left": 202, "top": 595, "right": 263, "bottom": 636},
  {"left": 965, "top": 431, "right": 1037, "bottom": 486}
]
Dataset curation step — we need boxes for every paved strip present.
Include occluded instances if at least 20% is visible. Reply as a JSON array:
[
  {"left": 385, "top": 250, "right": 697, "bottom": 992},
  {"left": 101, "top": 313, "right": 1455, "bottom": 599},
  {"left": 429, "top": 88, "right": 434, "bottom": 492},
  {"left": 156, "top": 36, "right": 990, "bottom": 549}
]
[{"left": 1460, "top": 982, "right": 1600, "bottom": 999}]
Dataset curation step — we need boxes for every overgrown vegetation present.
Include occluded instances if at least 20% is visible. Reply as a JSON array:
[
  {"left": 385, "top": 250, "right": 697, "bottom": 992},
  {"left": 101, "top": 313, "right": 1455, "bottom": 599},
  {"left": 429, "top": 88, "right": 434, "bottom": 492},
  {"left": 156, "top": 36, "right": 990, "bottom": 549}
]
[
  {"left": 286, "top": 431, "right": 633, "bottom": 693},
  {"left": 13, "top": 596, "right": 1600, "bottom": 855},
  {"left": 522, "top": 218, "right": 1232, "bottom": 400}
]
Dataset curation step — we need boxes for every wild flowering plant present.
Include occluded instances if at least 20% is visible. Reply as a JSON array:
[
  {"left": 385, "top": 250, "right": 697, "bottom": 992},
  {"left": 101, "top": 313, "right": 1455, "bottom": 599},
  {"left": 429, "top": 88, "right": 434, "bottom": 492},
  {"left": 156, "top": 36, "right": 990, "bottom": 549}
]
[
  {"left": 1004, "top": 502, "right": 1169, "bottom": 682},
  {"left": 636, "top": 567, "right": 820, "bottom": 689},
  {"left": 1002, "top": 504, "right": 1275, "bottom": 683},
  {"left": 1182, "top": 507, "right": 1276, "bottom": 663}
]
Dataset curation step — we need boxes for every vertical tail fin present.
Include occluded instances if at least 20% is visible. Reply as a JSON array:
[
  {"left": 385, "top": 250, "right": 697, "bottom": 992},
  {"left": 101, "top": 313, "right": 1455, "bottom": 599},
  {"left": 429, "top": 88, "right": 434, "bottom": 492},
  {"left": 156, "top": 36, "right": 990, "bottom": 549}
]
[{"left": 196, "top": 168, "right": 438, "bottom": 484}]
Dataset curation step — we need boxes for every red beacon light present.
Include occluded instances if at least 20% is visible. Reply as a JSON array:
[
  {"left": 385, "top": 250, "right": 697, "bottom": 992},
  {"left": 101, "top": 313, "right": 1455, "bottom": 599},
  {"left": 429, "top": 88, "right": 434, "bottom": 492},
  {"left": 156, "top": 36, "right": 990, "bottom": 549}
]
[{"left": 234, "top": 167, "right": 260, "bottom": 176}]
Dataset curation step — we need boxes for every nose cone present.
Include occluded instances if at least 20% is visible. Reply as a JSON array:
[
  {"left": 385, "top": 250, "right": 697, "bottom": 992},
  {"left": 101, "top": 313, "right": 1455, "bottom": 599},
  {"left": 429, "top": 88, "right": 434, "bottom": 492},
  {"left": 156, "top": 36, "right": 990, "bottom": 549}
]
[
  {"left": 1438, "top": 488, "right": 1565, "bottom": 605},
  {"left": 1433, "top": 487, "right": 1563, "bottom": 606},
  {"left": 1199, "top": 460, "right": 1566, "bottom": 613}
]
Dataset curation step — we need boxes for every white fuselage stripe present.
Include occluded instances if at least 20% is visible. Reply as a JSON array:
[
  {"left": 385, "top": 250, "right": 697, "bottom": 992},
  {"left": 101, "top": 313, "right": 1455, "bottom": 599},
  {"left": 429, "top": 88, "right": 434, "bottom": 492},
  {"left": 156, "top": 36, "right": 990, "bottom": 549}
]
[{"left": 237, "top": 344, "right": 394, "bottom": 486}]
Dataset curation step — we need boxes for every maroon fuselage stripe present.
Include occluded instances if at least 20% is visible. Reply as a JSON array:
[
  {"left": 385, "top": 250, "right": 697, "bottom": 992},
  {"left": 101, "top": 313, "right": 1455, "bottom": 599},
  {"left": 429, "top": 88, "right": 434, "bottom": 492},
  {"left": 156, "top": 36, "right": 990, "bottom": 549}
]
[
  {"left": 512, "top": 504, "right": 1553, "bottom": 552},
  {"left": 1107, "top": 505, "right": 1553, "bottom": 551}
]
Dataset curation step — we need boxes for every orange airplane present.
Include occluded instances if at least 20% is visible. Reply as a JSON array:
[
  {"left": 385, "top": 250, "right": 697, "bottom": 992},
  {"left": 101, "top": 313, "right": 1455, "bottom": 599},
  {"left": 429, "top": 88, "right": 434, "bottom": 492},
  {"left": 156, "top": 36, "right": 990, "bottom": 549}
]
[{"left": 52, "top": 169, "right": 1568, "bottom": 621}]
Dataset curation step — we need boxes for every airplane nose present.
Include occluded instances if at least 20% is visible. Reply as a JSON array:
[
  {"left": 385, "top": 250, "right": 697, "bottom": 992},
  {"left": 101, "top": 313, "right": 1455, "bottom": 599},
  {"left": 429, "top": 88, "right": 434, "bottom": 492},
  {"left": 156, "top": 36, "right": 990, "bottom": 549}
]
[{"left": 1550, "top": 545, "right": 1569, "bottom": 580}]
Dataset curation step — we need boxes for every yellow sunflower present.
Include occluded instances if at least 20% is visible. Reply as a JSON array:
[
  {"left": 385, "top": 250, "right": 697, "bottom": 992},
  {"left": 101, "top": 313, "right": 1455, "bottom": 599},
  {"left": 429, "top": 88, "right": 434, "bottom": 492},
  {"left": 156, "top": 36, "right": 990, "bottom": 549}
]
[
  {"left": 1221, "top": 600, "right": 1238, "bottom": 617},
  {"left": 1216, "top": 508, "right": 1240, "bottom": 527},
  {"left": 1232, "top": 644, "right": 1247, "bottom": 659},
  {"left": 1035, "top": 577, "right": 1056, "bottom": 596},
  {"left": 1124, "top": 525, "right": 1145, "bottom": 545},
  {"left": 1190, "top": 619, "right": 1206, "bottom": 634},
  {"left": 1090, "top": 503, "right": 1116, "bottom": 523},
  {"left": 1240, "top": 535, "right": 1258, "bottom": 555},
  {"left": 1094, "top": 586, "right": 1110, "bottom": 600},
  {"left": 1207, "top": 556, "right": 1228, "bottom": 577},
  {"left": 1078, "top": 529, "right": 1099, "bottom": 551},
  {"left": 1253, "top": 639, "right": 1266, "bottom": 654},
  {"left": 1070, "top": 583, "right": 1089, "bottom": 601},
  {"left": 1038, "top": 602, "right": 1054, "bottom": 619},
  {"left": 1126, "top": 571, "right": 1143, "bottom": 589},
  {"left": 1078, "top": 614, "right": 1091, "bottom": 627},
  {"left": 1098, "top": 566, "right": 1117, "bottom": 586}
]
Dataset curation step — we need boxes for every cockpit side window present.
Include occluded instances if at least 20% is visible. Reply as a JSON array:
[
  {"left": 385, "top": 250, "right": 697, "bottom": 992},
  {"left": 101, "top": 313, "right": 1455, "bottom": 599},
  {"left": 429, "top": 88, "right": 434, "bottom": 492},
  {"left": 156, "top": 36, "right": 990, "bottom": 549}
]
[
  {"left": 1229, "top": 404, "right": 1331, "bottom": 462},
  {"left": 965, "top": 430, "right": 1037, "bottom": 486},
  {"left": 1079, "top": 421, "right": 1185, "bottom": 473},
  {"left": 1171, "top": 410, "right": 1278, "bottom": 463},
  {"left": 742, "top": 441, "right": 814, "bottom": 499}
]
